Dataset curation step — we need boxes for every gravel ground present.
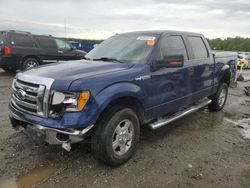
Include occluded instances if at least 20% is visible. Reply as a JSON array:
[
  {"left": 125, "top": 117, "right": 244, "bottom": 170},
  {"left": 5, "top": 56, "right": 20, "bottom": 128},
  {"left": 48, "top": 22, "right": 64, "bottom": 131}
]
[{"left": 0, "top": 69, "right": 249, "bottom": 188}]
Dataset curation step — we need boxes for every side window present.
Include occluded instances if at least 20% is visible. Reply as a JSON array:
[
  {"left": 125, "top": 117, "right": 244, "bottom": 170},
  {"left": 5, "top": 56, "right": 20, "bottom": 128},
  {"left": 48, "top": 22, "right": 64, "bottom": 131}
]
[
  {"left": 9, "top": 33, "right": 34, "bottom": 47},
  {"left": 160, "top": 35, "right": 188, "bottom": 60},
  {"left": 187, "top": 36, "right": 208, "bottom": 59},
  {"left": 55, "top": 39, "right": 71, "bottom": 50},
  {"left": 34, "top": 36, "right": 57, "bottom": 49}
]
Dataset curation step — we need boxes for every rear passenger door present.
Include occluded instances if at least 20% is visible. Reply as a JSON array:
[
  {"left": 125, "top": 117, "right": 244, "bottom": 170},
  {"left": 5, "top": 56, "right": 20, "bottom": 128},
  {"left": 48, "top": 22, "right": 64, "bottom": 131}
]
[
  {"left": 8, "top": 33, "right": 36, "bottom": 64},
  {"left": 34, "top": 36, "right": 59, "bottom": 63},
  {"left": 185, "top": 36, "right": 214, "bottom": 102}
]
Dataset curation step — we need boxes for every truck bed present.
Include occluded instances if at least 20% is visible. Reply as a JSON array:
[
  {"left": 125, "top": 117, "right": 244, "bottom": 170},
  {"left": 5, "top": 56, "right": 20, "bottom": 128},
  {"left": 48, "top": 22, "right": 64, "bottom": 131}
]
[{"left": 213, "top": 51, "right": 238, "bottom": 64}]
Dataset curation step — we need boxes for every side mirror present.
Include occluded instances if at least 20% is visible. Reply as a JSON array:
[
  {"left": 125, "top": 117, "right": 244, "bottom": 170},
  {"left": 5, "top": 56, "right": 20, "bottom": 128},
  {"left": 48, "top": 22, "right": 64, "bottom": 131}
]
[{"left": 154, "top": 55, "right": 184, "bottom": 70}]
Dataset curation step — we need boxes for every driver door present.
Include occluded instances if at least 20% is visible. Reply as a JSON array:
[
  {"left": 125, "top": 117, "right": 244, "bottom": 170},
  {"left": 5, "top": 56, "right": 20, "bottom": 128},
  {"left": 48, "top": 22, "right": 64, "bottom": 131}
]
[
  {"left": 54, "top": 38, "right": 77, "bottom": 60},
  {"left": 145, "top": 35, "right": 193, "bottom": 119}
]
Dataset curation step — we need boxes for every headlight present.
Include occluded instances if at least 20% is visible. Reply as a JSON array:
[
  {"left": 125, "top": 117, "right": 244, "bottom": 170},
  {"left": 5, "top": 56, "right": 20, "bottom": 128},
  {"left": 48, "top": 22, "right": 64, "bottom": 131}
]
[{"left": 50, "top": 91, "right": 90, "bottom": 116}]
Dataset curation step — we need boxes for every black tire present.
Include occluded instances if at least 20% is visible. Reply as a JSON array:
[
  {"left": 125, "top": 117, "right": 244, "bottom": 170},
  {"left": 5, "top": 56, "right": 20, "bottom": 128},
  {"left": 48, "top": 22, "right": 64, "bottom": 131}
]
[
  {"left": 209, "top": 83, "right": 228, "bottom": 111},
  {"left": 22, "top": 58, "right": 40, "bottom": 70},
  {"left": 245, "top": 87, "right": 250, "bottom": 96},
  {"left": 91, "top": 106, "right": 140, "bottom": 166}
]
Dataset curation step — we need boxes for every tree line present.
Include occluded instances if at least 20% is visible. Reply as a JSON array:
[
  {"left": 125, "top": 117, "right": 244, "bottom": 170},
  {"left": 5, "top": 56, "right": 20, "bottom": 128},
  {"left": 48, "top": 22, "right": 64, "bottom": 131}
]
[{"left": 208, "top": 37, "right": 250, "bottom": 52}]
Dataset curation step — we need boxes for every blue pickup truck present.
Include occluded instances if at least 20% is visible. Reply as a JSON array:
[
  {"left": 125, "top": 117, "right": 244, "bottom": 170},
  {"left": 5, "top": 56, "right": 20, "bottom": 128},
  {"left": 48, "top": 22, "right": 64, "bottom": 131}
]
[{"left": 9, "top": 31, "right": 237, "bottom": 166}]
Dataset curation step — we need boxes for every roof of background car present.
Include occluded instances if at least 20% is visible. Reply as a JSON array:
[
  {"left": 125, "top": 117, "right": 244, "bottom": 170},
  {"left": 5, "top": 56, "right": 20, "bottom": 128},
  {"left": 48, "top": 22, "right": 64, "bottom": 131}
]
[
  {"left": 119, "top": 30, "right": 203, "bottom": 36},
  {"left": 0, "top": 30, "right": 54, "bottom": 37},
  {"left": 32, "top": 34, "right": 53, "bottom": 37},
  {"left": 0, "top": 30, "right": 31, "bottom": 34}
]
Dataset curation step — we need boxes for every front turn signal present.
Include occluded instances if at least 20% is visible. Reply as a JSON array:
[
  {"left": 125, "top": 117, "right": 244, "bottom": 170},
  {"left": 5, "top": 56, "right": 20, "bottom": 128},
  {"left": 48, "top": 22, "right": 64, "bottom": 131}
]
[{"left": 77, "top": 91, "right": 90, "bottom": 111}]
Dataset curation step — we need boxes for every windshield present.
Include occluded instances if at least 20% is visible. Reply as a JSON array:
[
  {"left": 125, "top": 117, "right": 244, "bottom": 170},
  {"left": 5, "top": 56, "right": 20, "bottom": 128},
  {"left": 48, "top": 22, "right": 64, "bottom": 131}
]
[{"left": 86, "top": 33, "right": 158, "bottom": 63}]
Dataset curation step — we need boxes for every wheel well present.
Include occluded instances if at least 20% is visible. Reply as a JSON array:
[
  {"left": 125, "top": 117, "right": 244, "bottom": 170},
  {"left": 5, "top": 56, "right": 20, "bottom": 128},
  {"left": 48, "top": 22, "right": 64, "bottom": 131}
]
[
  {"left": 221, "top": 71, "right": 231, "bottom": 86},
  {"left": 99, "top": 96, "right": 144, "bottom": 125},
  {"left": 21, "top": 55, "right": 41, "bottom": 67}
]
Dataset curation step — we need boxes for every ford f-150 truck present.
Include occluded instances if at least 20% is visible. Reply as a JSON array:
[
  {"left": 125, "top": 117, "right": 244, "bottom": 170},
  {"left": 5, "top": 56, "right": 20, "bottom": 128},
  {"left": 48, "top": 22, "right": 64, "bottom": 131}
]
[{"left": 9, "top": 31, "right": 237, "bottom": 166}]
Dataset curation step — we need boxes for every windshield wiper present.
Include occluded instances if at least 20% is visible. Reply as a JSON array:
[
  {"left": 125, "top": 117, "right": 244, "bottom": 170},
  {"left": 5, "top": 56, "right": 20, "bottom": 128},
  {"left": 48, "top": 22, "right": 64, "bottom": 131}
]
[{"left": 92, "top": 57, "right": 123, "bottom": 63}]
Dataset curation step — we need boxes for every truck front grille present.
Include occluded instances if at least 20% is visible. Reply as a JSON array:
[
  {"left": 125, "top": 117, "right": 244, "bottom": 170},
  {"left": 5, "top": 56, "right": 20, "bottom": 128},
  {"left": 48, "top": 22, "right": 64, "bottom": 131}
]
[
  {"left": 11, "top": 79, "right": 46, "bottom": 117},
  {"left": 10, "top": 73, "right": 54, "bottom": 118}
]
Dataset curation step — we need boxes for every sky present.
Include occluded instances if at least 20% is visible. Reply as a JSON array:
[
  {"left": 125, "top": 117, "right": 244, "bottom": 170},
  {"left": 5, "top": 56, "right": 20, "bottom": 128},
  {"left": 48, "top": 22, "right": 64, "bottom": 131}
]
[{"left": 0, "top": 0, "right": 250, "bottom": 40}]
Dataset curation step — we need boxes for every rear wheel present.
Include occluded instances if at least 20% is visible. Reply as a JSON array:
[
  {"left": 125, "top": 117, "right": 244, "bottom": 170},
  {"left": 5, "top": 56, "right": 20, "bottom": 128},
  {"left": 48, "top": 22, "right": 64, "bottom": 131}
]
[
  {"left": 91, "top": 106, "right": 140, "bottom": 166},
  {"left": 22, "top": 58, "right": 39, "bottom": 70},
  {"left": 209, "top": 83, "right": 228, "bottom": 111}
]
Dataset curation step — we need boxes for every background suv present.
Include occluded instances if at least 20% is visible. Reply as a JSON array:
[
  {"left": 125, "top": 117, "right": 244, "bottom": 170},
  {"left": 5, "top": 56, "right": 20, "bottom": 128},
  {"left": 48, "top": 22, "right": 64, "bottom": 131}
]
[{"left": 0, "top": 30, "right": 86, "bottom": 72}]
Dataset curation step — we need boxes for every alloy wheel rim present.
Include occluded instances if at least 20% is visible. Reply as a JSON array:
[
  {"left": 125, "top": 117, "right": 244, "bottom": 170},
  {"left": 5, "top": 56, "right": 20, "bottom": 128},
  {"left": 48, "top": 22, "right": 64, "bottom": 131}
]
[
  {"left": 26, "top": 61, "right": 38, "bottom": 69},
  {"left": 112, "top": 119, "right": 134, "bottom": 156},
  {"left": 218, "top": 88, "right": 226, "bottom": 107}
]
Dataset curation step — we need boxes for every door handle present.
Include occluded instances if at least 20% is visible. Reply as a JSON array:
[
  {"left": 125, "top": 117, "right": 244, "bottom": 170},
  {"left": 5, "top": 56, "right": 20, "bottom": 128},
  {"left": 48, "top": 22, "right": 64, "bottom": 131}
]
[{"left": 58, "top": 50, "right": 63, "bottom": 54}]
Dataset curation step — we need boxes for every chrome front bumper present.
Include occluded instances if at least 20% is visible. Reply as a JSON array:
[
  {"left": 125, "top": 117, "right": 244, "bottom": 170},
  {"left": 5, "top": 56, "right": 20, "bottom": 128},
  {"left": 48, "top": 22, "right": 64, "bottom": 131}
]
[{"left": 9, "top": 109, "right": 94, "bottom": 145}]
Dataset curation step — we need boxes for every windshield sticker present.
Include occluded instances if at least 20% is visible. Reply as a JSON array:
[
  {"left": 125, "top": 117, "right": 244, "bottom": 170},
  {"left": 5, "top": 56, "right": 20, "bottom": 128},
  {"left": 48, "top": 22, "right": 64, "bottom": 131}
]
[
  {"left": 137, "top": 36, "right": 156, "bottom": 41},
  {"left": 147, "top": 40, "right": 155, "bottom": 46}
]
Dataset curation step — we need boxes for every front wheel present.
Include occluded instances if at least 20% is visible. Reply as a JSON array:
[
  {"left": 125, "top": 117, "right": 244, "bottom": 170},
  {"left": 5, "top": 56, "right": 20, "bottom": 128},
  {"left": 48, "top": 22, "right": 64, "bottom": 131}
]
[
  {"left": 91, "top": 106, "right": 140, "bottom": 166},
  {"left": 209, "top": 83, "right": 228, "bottom": 111}
]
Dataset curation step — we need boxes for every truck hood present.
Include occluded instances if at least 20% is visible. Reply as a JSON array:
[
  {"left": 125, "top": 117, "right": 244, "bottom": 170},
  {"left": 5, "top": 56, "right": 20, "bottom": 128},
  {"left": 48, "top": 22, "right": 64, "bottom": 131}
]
[{"left": 22, "top": 60, "right": 134, "bottom": 89}]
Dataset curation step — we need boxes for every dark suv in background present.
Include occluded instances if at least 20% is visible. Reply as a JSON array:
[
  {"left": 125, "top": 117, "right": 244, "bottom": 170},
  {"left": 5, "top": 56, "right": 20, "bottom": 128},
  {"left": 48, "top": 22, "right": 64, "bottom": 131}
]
[{"left": 0, "top": 30, "right": 86, "bottom": 72}]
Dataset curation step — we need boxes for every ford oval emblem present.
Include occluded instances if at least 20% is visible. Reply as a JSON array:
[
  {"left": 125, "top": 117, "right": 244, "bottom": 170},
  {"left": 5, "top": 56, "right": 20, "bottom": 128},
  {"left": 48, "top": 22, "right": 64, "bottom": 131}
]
[{"left": 16, "top": 89, "right": 27, "bottom": 100}]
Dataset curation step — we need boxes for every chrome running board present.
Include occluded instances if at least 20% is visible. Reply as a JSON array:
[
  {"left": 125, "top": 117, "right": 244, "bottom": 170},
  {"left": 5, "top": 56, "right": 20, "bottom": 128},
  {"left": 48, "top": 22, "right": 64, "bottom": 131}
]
[{"left": 148, "top": 99, "right": 212, "bottom": 130}]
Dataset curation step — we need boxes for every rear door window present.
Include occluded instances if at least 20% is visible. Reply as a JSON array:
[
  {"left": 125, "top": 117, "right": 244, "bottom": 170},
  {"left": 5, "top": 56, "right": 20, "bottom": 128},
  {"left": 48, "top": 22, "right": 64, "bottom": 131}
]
[
  {"left": 34, "top": 36, "right": 57, "bottom": 49},
  {"left": 187, "top": 36, "right": 208, "bottom": 59},
  {"left": 159, "top": 35, "right": 188, "bottom": 60},
  {"left": 9, "top": 33, "right": 34, "bottom": 47}
]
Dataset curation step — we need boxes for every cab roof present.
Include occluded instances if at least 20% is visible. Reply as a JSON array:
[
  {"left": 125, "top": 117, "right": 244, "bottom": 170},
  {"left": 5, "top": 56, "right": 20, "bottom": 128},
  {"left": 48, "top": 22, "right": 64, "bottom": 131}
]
[{"left": 119, "top": 30, "right": 204, "bottom": 37}]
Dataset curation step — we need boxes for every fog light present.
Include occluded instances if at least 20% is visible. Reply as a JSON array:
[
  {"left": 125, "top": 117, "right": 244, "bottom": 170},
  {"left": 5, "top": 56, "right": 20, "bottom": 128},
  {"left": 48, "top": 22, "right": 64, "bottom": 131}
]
[{"left": 56, "top": 133, "right": 69, "bottom": 142}]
